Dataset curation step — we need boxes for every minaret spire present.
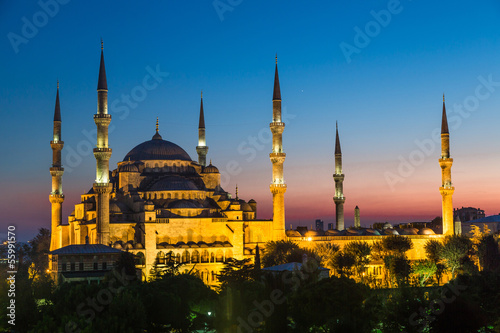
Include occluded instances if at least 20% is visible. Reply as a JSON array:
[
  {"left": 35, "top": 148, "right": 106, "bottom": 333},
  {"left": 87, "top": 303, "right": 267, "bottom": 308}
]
[
  {"left": 93, "top": 41, "right": 112, "bottom": 245},
  {"left": 49, "top": 81, "right": 65, "bottom": 251},
  {"left": 54, "top": 80, "right": 61, "bottom": 122},
  {"left": 439, "top": 95, "right": 454, "bottom": 235},
  {"left": 270, "top": 56, "right": 286, "bottom": 241},
  {"left": 333, "top": 121, "right": 345, "bottom": 230},
  {"left": 272, "top": 54, "right": 281, "bottom": 109},
  {"left": 97, "top": 39, "right": 107, "bottom": 91},
  {"left": 196, "top": 90, "right": 208, "bottom": 166}
]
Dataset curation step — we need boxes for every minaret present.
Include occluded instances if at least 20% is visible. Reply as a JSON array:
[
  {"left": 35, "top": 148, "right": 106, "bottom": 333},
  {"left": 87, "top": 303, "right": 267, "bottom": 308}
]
[
  {"left": 439, "top": 95, "right": 454, "bottom": 235},
  {"left": 196, "top": 91, "right": 208, "bottom": 166},
  {"left": 93, "top": 40, "right": 112, "bottom": 245},
  {"left": 333, "top": 122, "right": 345, "bottom": 230},
  {"left": 269, "top": 55, "right": 286, "bottom": 241},
  {"left": 354, "top": 206, "right": 360, "bottom": 228},
  {"left": 49, "top": 81, "right": 64, "bottom": 251}
]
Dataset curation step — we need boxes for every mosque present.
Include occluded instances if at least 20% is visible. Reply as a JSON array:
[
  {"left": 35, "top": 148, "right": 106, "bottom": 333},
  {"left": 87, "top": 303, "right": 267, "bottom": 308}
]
[{"left": 48, "top": 44, "right": 458, "bottom": 283}]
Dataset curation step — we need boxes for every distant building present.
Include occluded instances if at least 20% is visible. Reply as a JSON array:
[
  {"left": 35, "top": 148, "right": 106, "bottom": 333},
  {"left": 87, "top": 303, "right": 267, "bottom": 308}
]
[
  {"left": 327, "top": 223, "right": 334, "bottom": 230},
  {"left": 461, "top": 215, "right": 500, "bottom": 235},
  {"left": 315, "top": 219, "right": 324, "bottom": 231},
  {"left": 454, "top": 207, "right": 485, "bottom": 222},
  {"left": 48, "top": 244, "right": 123, "bottom": 284}
]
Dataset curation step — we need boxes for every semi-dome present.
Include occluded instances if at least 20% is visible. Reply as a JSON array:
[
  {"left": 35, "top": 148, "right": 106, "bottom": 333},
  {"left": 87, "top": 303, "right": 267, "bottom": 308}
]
[
  {"left": 123, "top": 131, "right": 191, "bottom": 162},
  {"left": 119, "top": 163, "right": 139, "bottom": 173},
  {"left": 203, "top": 163, "right": 219, "bottom": 174},
  {"left": 149, "top": 175, "right": 199, "bottom": 191}
]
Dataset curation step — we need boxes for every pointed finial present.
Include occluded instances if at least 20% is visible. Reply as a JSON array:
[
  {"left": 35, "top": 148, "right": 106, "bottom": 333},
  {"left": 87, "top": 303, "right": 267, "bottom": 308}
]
[
  {"left": 441, "top": 95, "right": 449, "bottom": 134},
  {"left": 152, "top": 117, "right": 162, "bottom": 140},
  {"left": 201, "top": 90, "right": 203, "bottom": 98},
  {"left": 273, "top": 55, "right": 281, "bottom": 101},
  {"left": 101, "top": 38, "right": 103, "bottom": 50},
  {"left": 210, "top": 159, "right": 212, "bottom": 165},
  {"left": 235, "top": 184, "right": 238, "bottom": 199},
  {"left": 335, "top": 121, "right": 341, "bottom": 155},
  {"left": 53, "top": 80, "right": 61, "bottom": 122}
]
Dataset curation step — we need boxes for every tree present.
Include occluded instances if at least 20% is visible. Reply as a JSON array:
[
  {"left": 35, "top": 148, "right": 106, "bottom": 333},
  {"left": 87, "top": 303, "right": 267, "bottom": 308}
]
[
  {"left": 412, "top": 259, "right": 437, "bottom": 286},
  {"left": 314, "top": 242, "right": 340, "bottom": 271},
  {"left": 471, "top": 224, "right": 493, "bottom": 271},
  {"left": 343, "top": 241, "right": 372, "bottom": 281},
  {"left": 424, "top": 239, "right": 446, "bottom": 284},
  {"left": 217, "top": 258, "right": 256, "bottom": 288},
  {"left": 477, "top": 234, "right": 500, "bottom": 272},
  {"left": 372, "top": 236, "right": 413, "bottom": 287},
  {"left": 441, "top": 234, "right": 475, "bottom": 278},
  {"left": 262, "top": 240, "right": 319, "bottom": 267},
  {"left": 330, "top": 251, "right": 355, "bottom": 278},
  {"left": 25, "top": 228, "right": 51, "bottom": 279}
]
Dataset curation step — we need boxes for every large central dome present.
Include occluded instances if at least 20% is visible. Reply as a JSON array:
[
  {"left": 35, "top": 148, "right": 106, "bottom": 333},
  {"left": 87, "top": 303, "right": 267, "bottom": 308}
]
[{"left": 123, "top": 131, "right": 192, "bottom": 162}]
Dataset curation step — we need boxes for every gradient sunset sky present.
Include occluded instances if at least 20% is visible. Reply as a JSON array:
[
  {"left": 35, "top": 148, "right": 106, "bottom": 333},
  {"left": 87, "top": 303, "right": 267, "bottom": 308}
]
[{"left": 1, "top": 1, "right": 500, "bottom": 241}]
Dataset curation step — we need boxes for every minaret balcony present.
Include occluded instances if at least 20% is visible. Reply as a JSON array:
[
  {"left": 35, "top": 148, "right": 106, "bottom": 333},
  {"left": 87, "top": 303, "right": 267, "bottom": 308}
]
[
  {"left": 50, "top": 140, "right": 64, "bottom": 146},
  {"left": 93, "top": 147, "right": 112, "bottom": 153},
  {"left": 94, "top": 114, "right": 111, "bottom": 119}
]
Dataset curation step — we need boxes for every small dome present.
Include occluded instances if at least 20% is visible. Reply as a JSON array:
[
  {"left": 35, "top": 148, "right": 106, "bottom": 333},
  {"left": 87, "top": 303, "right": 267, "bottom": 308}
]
[
  {"left": 346, "top": 228, "right": 362, "bottom": 236},
  {"left": 418, "top": 228, "right": 436, "bottom": 235},
  {"left": 119, "top": 163, "right": 139, "bottom": 173},
  {"left": 248, "top": 199, "right": 256, "bottom": 203},
  {"left": 384, "top": 229, "right": 400, "bottom": 235},
  {"left": 365, "top": 228, "right": 381, "bottom": 236},
  {"left": 286, "top": 230, "right": 302, "bottom": 237},
  {"left": 400, "top": 228, "right": 419, "bottom": 235},
  {"left": 239, "top": 200, "right": 253, "bottom": 212},
  {"left": 325, "top": 229, "right": 340, "bottom": 236},
  {"left": 383, "top": 222, "right": 393, "bottom": 230},
  {"left": 203, "top": 163, "right": 219, "bottom": 174}
]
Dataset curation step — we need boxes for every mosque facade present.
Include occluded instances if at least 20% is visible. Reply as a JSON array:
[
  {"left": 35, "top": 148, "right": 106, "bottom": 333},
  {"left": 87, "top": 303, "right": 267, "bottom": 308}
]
[{"left": 48, "top": 45, "right": 458, "bottom": 283}]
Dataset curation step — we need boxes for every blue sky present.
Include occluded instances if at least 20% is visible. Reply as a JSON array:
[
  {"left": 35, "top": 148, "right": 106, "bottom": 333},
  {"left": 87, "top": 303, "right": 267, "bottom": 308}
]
[{"left": 1, "top": 0, "right": 500, "bottom": 240}]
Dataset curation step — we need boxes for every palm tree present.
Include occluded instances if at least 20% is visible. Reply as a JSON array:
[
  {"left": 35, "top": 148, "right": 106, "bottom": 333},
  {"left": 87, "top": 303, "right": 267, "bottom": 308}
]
[
  {"left": 343, "top": 241, "right": 372, "bottom": 281},
  {"left": 314, "top": 242, "right": 340, "bottom": 272}
]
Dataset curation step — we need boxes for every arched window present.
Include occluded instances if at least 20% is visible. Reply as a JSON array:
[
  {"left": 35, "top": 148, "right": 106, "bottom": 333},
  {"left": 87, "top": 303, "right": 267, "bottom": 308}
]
[
  {"left": 175, "top": 253, "right": 181, "bottom": 263},
  {"left": 181, "top": 250, "right": 190, "bottom": 263},
  {"left": 135, "top": 252, "right": 145, "bottom": 265},
  {"left": 157, "top": 251, "right": 165, "bottom": 265},
  {"left": 210, "top": 252, "right": 215, "bottom": 263},
  {"left": 191, "top": 250, "right": 200, "bottom": 263},
  {"left": 216, "top": 250, "right": 224, "bottom": 263},
  {"left": 201, "top": 250, "right": 209, "bottom": 263}
]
